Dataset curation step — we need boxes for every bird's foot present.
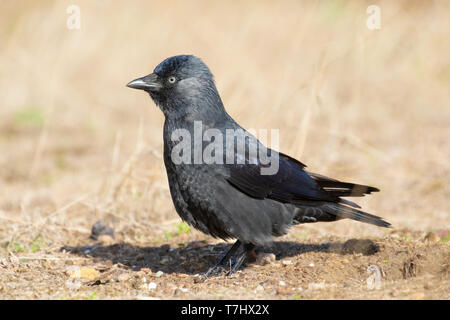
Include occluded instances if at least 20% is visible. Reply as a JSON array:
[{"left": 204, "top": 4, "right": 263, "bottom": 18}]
[
  {"left": 202, "top": 241, "right": 255, "bottom": 279},
  {"left": 203, "top": 254, "right": 247, "bottom": 279}
]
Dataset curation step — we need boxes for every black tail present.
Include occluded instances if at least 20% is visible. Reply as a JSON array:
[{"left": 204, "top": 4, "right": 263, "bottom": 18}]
[
  {"left": 307, "top": 172, "right": 379, "bottom": 197},
  {"left": 322, "top": 203, "right": 391, "bottom": 228}
]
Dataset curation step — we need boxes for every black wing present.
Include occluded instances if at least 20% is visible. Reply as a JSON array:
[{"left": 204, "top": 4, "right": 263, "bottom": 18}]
[{"left": 226, "top": 151, "right": 378, "bottom": 204}]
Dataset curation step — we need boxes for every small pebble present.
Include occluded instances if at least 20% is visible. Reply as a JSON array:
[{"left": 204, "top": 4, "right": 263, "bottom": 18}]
[
  {"left": 155, "top": 271, "right": 164, "bottom": 278},
  {"left": 117, "top": 273, "right": 130, "bottom": 282},
  {"left": 308, "top": 282, "right": 326, "bottom": 290},
  {"left": 0, "top": 258, "right": 8, "bottom": 267},
  {"left": 65, "top": 260, "right": 74, "bottom": 266},
  {"left": 282, "top": 260, "right": 292, "bottom": 266},
  {"left": 256, "top": 253, "right": 276, "bottom": 266},
  {"left": 256, "top": 285, "right": 264, "bottom": 292},
  {"left": 174, "top": 287, "right": 189, "bottom": 295},
  {"left": 279, "top": 280, "right": 286, "bottom": 286},
  {"left": 173, "top": 288, "right": 183, "bottom": 296},
  {"left": 69, "top": 267, "right": 99, "bottom": 280},
  {"left": 193, "top": 276, "right": 202, "bottom": 284},
  {"left": 276, "top": 285, "right": 290, "bottom": 295},
  {"left": 148, "top": 282, "right": 157, "bottom": 290}
]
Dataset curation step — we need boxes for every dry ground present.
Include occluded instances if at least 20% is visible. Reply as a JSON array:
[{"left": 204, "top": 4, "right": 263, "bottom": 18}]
[{"left": 0, "top": 1, "right": 449, "bottom": 299}]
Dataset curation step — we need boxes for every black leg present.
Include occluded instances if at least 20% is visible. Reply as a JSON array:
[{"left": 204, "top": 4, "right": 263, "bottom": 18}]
[
  {"left": 204, "top": 240, "right": 242, "bottom": 278},
  {"left": 203, "top": 241, "right": 256, "bottom": 278},
  {"left": 226, "top": 243, "right": 255, "bottom": 275}
]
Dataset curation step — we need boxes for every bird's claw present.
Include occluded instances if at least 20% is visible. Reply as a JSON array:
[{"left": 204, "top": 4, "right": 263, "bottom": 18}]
[{"left": 202, "top": 254, "right": 247, "bottom": 279}]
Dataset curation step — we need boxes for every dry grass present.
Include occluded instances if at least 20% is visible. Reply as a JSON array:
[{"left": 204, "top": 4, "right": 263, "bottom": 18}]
[{"left": 0, "top": 0, "right": 449, "bottom": 299}]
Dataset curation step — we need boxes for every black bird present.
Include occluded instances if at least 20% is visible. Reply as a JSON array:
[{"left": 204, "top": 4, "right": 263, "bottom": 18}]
[{"left": 127, "top": 55, "right": 391, "bottom": 276}]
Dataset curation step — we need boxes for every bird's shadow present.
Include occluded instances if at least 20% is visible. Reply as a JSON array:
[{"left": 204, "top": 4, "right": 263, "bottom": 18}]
[{"left": 61, "top": 239, "right": 379, "bottom": 275}]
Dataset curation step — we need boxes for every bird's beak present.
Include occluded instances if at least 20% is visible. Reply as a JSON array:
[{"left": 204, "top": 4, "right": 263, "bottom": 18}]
[{"left": 127, "top": 73, "right": 162, "bottom": 91}]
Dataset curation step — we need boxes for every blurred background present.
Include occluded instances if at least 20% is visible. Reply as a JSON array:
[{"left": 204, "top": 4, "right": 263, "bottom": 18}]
[{"left": 0, "top": 0, "right": 449, "bottom": 248}]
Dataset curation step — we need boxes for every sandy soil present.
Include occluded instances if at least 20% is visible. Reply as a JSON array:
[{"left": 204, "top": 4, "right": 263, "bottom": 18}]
[{"left": 1, "top": 225, "right": 448, "bottom": 299}]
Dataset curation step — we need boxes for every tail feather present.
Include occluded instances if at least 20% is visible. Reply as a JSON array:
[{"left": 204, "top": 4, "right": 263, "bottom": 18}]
[
  {"left": 323, "top": 203, "right": 391, "bottom": 228},
  {"left": 307, "top": 172, "right": 380, "bottom": 197},
  {"left": 339, "top": 198, "right": 361, "bottom": 209},
  {"left": 296, "top": 172, "right": 389, "bottom": 228}
]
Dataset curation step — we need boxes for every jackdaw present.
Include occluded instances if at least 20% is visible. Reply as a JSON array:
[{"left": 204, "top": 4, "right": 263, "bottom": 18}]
[{"left": 127, "top": 55, "right": 390, "bottom": 276}]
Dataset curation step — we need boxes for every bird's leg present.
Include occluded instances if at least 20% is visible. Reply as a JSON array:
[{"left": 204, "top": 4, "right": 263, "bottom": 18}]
[
  {"left": 204, "top": 240, "right": 242, "bottom": 278},
  {"left": 225, "top": 243, "right": 255, "bottom": 276}
]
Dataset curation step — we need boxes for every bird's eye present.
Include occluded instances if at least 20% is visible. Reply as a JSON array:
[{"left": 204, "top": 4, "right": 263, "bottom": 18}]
[{"left": 168, "top": 76, "right": 177, "bottom": 84}]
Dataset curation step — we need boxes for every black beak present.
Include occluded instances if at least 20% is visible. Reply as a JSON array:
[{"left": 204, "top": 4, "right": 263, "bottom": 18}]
[{"left": 127, "top": 73, "right": 162, "bottom": 91}]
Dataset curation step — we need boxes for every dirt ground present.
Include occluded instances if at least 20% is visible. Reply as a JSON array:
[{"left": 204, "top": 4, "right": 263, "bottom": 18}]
[
  {"left": 0, "top": 226, "right": 449, "bottom": 299},
  {"left": 0, "top": 1, "right": 449, "bottom": 299}
]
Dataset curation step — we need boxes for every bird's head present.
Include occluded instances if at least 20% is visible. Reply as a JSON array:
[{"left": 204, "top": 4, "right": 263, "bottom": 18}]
[{"left": 127, "top": 55, "right": 223, "bottom": 117}]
